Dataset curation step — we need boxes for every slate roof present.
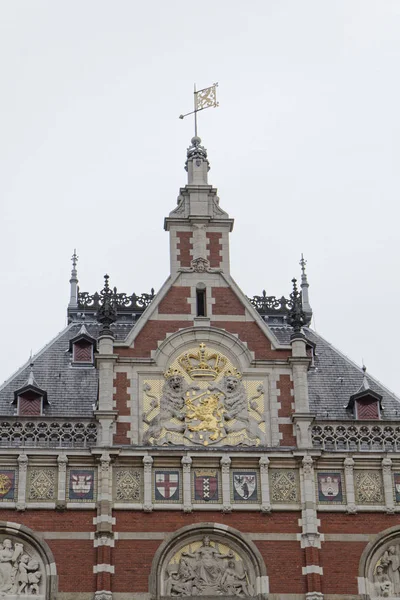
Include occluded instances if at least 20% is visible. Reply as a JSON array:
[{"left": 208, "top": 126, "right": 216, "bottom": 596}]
[
  {"left": 270, "top": 325, "right": 400, "bottom": 421},
  {"left": 0, "top": 321, "right": 132, "bottom": 418}
]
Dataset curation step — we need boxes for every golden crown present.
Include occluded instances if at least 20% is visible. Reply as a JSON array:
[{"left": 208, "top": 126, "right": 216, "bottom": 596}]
[
  {"left": 164, "top": 367, "right": 183, "bottom": 380},
  {"left": 224, "top": 368, "right": 242, "bottom": 379},
  {"left": 178, "top": 343, "right": 227, "bottom": 380}
]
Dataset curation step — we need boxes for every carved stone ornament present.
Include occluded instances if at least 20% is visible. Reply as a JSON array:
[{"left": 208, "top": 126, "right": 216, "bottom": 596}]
[
  {"left": 0, "top": 536, "right": 44, "bottom": 597},
  {"left": 142, "top": 345, "right": 266, "bottom": 447},
  {"left": 369, "top": 543, "right": 400, "bottom": 598},
  {"left": 163, "top": 536, "right": 254, "bottom": 597}
]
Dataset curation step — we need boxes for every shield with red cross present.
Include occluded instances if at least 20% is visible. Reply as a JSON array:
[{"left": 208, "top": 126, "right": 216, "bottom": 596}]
[{"left": 154, "top": 471, "right": 180, "bottom": 501}]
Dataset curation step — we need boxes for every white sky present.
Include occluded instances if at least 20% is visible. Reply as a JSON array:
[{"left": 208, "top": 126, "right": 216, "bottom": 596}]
[{"left": 1, "top": 1, "right": 400, "bottom": 396}]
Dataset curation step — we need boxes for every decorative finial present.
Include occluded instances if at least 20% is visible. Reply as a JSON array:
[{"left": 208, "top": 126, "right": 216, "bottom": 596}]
[
  {"left": 287, "top": 278, "right": 307, "bottom": 339},
  {"left": 96, "top": 274, "right": 117, "bottom": 336},
  {"left": 299, "top": 254, "right": 312, "bottom": 323},
  {"left": 300, "top": 253, "right": 307, "bottom": 275},
  {"left": 361, "top": 364, "right": 369, "bottom": 390},
  {"left": 179, "top": 82, "right": 219, "bottom": 137},
  {"left": 68, "top": 249, "right": 79, "bottom": 309},
  {"left": 27, "top": 361, "right": 35, "bottom": 386}
]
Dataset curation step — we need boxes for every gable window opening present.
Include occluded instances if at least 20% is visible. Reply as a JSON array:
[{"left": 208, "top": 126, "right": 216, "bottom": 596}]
[
  {"left": 196, "top": 287, "right": 206, "bottom": 317},
  {"left": 73, "top": 339, "right": 94, "bottom": 364}
]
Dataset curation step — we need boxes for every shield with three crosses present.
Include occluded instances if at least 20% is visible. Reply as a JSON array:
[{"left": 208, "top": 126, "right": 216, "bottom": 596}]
[
  {"left": 155, "top": 471, "right": 179, "bottom": 501},
  {"left": 194, "top": 469, "right": 219, "bottom": 502}
]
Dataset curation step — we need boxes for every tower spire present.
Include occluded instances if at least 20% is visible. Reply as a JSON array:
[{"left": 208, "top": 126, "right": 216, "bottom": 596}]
[
  {"left": 299, "top": 254, "right": 312, "bottom": 320},
  {"left": 68, "top": 249, "right": 79, "bottom": 309}
]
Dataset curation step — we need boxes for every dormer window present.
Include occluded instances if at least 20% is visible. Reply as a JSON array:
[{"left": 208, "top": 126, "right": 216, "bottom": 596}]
[
  {"left": 69, "top": 324, "right": 96, "bottom": 366},
  {"left": 346, "top": 366, "right": 383, "bottom": 420},
  {"left": 13, "top": 365, "right": 48, "bottom": 417}
]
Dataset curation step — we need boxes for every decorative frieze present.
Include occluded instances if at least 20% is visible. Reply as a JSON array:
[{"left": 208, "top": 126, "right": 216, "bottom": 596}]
[
  {"left": 114, "top": 468, "right": 142, "bottom": 502},
  {"left": 28, "top": 468, "right": 56, "bottom": 501},
  {"left": 312, "top": 422, "right": 400, "bottom": 452},
  {"left": 354, "top": 471, "right": 384, "bottom": 504},
  {"left": 269, "top": 469, "right": 299, "bottom": 503}
]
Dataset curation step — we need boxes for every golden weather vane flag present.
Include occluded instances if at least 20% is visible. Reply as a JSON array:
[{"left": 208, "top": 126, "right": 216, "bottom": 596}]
[{"left": 179, "top": 83, "right": 219, "bottom": 137}]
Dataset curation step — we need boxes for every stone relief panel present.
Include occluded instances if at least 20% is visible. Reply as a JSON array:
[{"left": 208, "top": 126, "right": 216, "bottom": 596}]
[
  {"left": 142, "top": 343, "right": 266, "bottom": 447},
  {"left": 154, "top": 469, "right": 181, "bottom": 503},
  {"left": 316, "top": 471, "right": 345, "bottom": 504},
  {"left": 393, "top": 473, "right": 400, "bottom": 503},
  {"left": 369, "top": 542, "right": 400, "bottom": 598},
  {"left": 27, "top": 469, "right": 56, "bottom": 502},
  {"left": 114, "top": 468, "right": 142, "bottom": 502},
  {"left": 0, "top": 470, "right": 17, "bottom": 502},
  {"left": 269, "top": 469, "right": 299, "bottom": 504},
  {"left": 67, "top": 468, "right": 95, "bottom": 502},
  {"left": 163, "top": 535, "right": 254, "bottom": 597},
  {"left": 231, "top": 471, "right": 260, "bottom": 503},
  {"left": 355, "top": 471, "right": 384, "bottom": 504},
  {"left": 0, "top": 536, "right": 44, "bottom": 598}
]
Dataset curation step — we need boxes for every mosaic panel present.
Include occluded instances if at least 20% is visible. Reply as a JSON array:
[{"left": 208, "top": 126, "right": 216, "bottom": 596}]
[
  {"left": 231, "top": 470, "right": 259, "bottom": 503},
  {"left": 269, "top": 469, "right": 299, "bottom": 503},
  {"left": 0, "top": 469, "right": 17, "bottom": 502},
  {"left": 114, "top": 468, "right": 142, "bottom": 502},
  {"left": 28, "top": 468, "right": 56, "bottom": 501},
  {"left": 355, "top": 470, "right": 384, "bottom": 504},
  {"left": 316, "top": 471, "right": 344, "bottom": 504},
  {"left": 192, "top": 468, "right": 221, "bottom": 503},
  {"left": 67, "top": 468, "right": 95, "bottom": 501},
  {"left": 153, "top": 469, "right": 181, "bottom": 503}
]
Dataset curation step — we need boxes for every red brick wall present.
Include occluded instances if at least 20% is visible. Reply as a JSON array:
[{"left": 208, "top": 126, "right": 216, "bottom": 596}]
[
  {"left": 211, "top": 287, "right": 245, "bottom": 315},
  {"left": 320, "top": 541, "right": 365, "bottom": 595},
  {"left": 207, "top": 232, "right": 222, "bottom": 267},
  {"left": 177, "top": 232, "right": 192, "bottom": 267},
  {"left": 277, "top": 375, "right": 296, "bottom": 446},
  {"left": 212, "top": 321, "right": 292, "bottom": 360},
  {"left": 114, "top": 421, "right": 130, "bottom": 445},
  {"left": 114, "top": 372, "right": 130, "bottom": 416},
  {"left": 158, "top": 286, "right": 191, "bottom": 314},
  {"left": 49, "top": 540, "right": 96, "bottom": 592},
  {"left": 255, "top": 541, "right": 306, "bottom": 594},
  {"left": 117, "top": 321, "right": 193, "bottom": 357},
  {"left": 0, "top": 510, "right": 96, "bottom": 531},
  {"left": 113, "top": 540, "right": 160, "bottom": 592}
]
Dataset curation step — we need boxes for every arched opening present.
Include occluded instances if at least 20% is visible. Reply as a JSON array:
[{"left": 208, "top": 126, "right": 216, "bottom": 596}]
[
  {"left": 0, "top": 521, "right": 58, "bottom": 600},
  {"left": 149, "top": 522, "right": 268, "bottom": 599}
]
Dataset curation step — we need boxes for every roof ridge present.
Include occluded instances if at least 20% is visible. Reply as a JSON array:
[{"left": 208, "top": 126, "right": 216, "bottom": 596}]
[
  {"left": 305, "top": 327, "right": 400, "bottom": 403},
  {"left": 0, "top": 322, "right": 75, "bottom": 394}
]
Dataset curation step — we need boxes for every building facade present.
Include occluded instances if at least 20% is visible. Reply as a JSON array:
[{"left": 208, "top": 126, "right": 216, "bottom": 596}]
[{"left": 0, "top": 137, "right": 399, "bottom": 600}]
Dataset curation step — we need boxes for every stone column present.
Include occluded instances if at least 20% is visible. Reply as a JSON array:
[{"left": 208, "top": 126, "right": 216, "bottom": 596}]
[
  {"left": 382, "top": 457, "right": 395, "bottom": 514},
  {"left": 95, "top": 332, "right": 118, "bottom": 447},
  {"left": 220, "top": 456, "right": 232, "bottom": 513},
  {"left": 259, "top": 456, "right": 271, "bottom": 513},
  {"left": 344, "top": 457, "right": 357, "bottom": 514},
  {"left": 57, "top": 453, "right": 68, "bottom": 508},
  {"left": 300, "top": 456, "right": 323, "bottom": 600},
  {"left": 143, "top": 455, "right": 153, "bottom": 512},
  {"left": 94, "top": 452, "right": 114, "bottom": 600},
  {"left": 181, "top": 455, "right": 192, "bottom": 513},
  {"left": 289, "top": 336, "right": 313, "bottom": 449},
  {"left": 17, "top": 453, "right": 28, "bottom": 511}
]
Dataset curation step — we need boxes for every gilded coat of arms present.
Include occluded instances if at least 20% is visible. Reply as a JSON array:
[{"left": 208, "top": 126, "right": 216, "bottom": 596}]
[{"left": 142, "top": 343, "right": 265, "bottom": 447}]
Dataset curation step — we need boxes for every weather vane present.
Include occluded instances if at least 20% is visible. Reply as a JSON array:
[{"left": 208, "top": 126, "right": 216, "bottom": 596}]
[{"left": 179, "top": 83, "right": 219, "bottom": 137}]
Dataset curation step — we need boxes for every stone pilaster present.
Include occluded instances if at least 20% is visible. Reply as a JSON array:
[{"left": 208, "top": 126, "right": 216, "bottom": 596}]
[
  {"left": 382, "top": 457, "right": 395, "bottom": 513},
  {"left": 57, "top": 453, "right": 68, "bottom": 508},
  {"left": 300, "top": 456, "right": 323, "bottom": 600},
  {"left": 289, "top": 336, "right": 313, "bottom": 448},
  {"left": 143, "top": 455, "right": 153, "bottom": 512},
  {"left": 220, "top": 456, "right": 232, "bottom": 513},
  {"left": 16, "top": 453, "right": 28, "bottom": 511},
  {"left": 259, "top": 456, "right": 271, "bottom": 513},
  {"left": 95, "top": 333, "right": 118, "bottom": 447},
  {"left": 181, "top": 455, "right": 192, "bottom": 513},
  {"left": 94, "top": 452, "right": 114, "bottom": 600},
  {"left": 344, "top": 457, "right": 357, "bottom": 514}
]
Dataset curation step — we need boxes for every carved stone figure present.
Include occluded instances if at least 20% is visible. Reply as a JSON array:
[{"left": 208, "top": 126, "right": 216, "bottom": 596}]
[
  {"left": 165, "top": 536, "right": 253, "bottom": 596},
  {"left": 374, "top": 565, "right": 394, "bottom": 598},
  {"left": 209, "top": 375, "right": 263, "bottom": 440},
  {"left": 381, "top": 546, "right": 400, "bottom": 594},
  {"left": 0, "top": 538, "right": 42, "bottom": 596},
  {"left": 143, "top": 372, "right": 198, "bottom": 444}
]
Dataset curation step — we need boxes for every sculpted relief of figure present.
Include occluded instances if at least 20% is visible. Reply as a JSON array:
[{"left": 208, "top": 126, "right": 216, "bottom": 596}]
[
  {"left": 0, "top": 538, "right": 42, "bottom": 596},
  {"left": 164, "top": 536, "right": 254, "bottom": 596}
]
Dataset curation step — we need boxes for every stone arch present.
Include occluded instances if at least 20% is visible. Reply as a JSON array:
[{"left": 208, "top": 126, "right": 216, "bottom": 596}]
[
  {"left": 0, "top": 521, "right": 57, "bottom": 600},
  {"left": 358, "top": 525, "right": 400, "bottom": 599},
  {"left": 149, "top": 522, "right": 268, "bottom": 599},
  {"left": 153, "top": 326, "right": 254, "bottom": 372}
]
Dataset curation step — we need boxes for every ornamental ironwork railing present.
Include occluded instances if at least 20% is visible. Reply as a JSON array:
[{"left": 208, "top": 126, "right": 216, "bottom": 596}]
[
  {"left": 312, "top": 422, "right": 400, "bottom": 452},
  {"left": 247, "top": 291, "right": 293, "bottom": 315},
  {"left": 0, "top": 419, "right": 98, "bottom": 448},
  {"left": 78, "top": 289, "right": 155, "bottom": 313}
]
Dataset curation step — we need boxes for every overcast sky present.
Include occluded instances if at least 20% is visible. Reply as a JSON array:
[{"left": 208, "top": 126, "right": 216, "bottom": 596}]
[{"left": 1, "top": 1, "right": 400, "bottom": 396}]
